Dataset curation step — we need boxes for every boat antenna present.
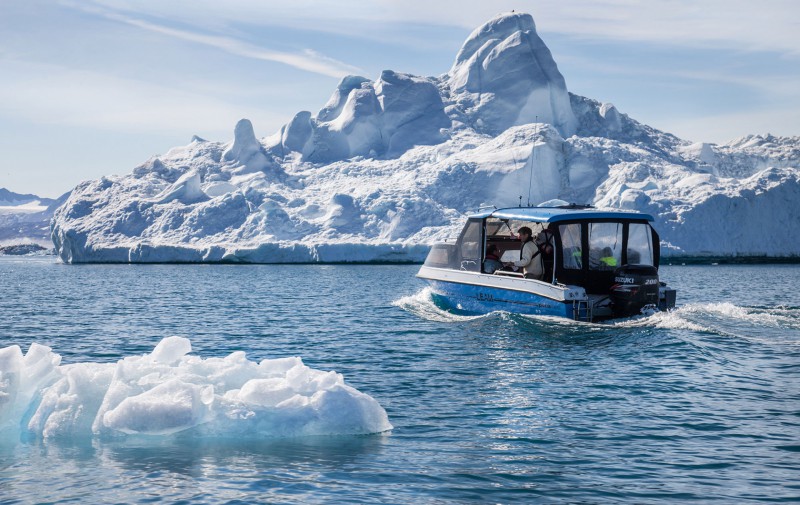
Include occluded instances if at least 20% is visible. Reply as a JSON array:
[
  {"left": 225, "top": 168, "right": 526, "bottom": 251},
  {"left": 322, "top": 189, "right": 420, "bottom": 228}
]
[
  {"left": 527, "top": 116, "right": 538, "bottom": 207},
  {"left": 512, "top": 146, "right": 522, "bottom": 207}
]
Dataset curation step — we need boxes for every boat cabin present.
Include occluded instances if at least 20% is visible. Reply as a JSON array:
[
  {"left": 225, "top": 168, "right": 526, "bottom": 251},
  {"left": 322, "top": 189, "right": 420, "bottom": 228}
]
[{"left": 420, "top": 204, "right": 676, "bottom": 319}]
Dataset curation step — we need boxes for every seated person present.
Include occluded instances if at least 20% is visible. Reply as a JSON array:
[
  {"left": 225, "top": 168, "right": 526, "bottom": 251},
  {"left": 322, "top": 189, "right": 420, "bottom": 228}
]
[
  {"left": 563, "top": 246, "right": 582, "bottom": 269},
  {"left": 503, "top": 226, "right": 544, "bottom": 279},
  {"left": 483, "top": 244, "right": 503, "bottom": 274},
  {"left": 599, "top": 247, "right": 617, "bottom": 269},
  {"left": 535, "top": 227, "right": 555, "bottom": 280}
]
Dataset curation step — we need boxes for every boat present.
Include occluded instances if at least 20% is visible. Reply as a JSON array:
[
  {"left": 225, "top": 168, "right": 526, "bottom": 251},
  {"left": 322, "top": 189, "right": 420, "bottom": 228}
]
[{"left": 417, "top": 202, "right": 677, "bottom": 321}]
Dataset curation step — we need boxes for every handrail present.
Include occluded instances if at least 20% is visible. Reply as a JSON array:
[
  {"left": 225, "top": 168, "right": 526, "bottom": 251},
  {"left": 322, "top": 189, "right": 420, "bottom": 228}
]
[
  {"left": 551, "top": 236, "right": 558, "bottom": 285},
  {"left": 493, "top": 270, "right": 525, "bottom": 278}
]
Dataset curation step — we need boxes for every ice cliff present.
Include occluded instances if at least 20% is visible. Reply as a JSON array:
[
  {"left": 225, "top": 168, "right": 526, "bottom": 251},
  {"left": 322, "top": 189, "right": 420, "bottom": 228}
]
[{"left": 50, "top": 12, "right": 800, "bottom": 263}]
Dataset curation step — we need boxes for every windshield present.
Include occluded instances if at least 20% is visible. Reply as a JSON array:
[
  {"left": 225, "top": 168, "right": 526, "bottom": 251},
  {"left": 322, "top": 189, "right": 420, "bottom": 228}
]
[
  {"left": 627, "top": 223, "right": 654, "bottom": 265},
  {"left": 588, "top": 222, "right": 622, "bottom": 270}
]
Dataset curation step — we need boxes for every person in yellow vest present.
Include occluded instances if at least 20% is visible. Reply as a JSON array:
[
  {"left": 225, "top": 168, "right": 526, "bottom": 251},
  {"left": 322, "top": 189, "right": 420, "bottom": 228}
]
[{"left": 599, "top": 247, "right": 617, "bottom": 269}]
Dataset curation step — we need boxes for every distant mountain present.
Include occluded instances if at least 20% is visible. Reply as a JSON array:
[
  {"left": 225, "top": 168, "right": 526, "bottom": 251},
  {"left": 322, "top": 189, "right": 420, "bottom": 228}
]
[
  {"left": 0, "top": 189, "right": 67, "bottom": 249},
  {"left": 0, "top": 188, "right": 55, "bottom": 207},
  {"left": 51, "top": 12, "right": 800, "bottom": 263}
]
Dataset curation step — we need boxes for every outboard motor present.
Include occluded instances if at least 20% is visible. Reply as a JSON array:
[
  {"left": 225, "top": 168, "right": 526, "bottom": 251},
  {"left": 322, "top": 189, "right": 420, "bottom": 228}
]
[{"left": 610, "top": 265, "right": 660, "bottom": 317}]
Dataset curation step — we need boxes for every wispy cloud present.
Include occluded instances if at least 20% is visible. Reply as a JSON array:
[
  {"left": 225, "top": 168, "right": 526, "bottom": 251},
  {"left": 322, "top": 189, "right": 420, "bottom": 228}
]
[
  {"left": 534, "top": 0, "right": 800, "bottom": 57},
  {"left": 65, "top": 1, "right": 364, "bottom": 78},
  {"left": 172, "top": 0, "right": 797, "bottom": 57},
  {"left": 64, "top": 0, "right": 800, "bottom": 67},
  {"left": 376, "top": 0, "right": 800, "bottom": 57},
  {"left": 0, "top": 59, "right": 285, "bottom": 136}
]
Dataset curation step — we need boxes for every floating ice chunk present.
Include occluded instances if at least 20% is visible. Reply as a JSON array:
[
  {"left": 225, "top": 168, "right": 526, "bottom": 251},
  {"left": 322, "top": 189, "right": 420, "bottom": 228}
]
[
  {"left": 27, "top": 363, "right": 115, "bottom": 438},
  {"left": 0, "top": 338, "right": 392, "bottom": 441},
  {"left": 102, "top": 379, "right": 214, "bottom": 435},
  {"left": 151, "top": 336, "right": 192, "bottom": 364},
  {"left": 0, "top": 344, "right": 61, "bottom": 433},
  {"left": 0, "top": 345, "right": 23, "bottom": 429},
  {"left": 238, "top": 378, "right": 296, "bottom": 407}
]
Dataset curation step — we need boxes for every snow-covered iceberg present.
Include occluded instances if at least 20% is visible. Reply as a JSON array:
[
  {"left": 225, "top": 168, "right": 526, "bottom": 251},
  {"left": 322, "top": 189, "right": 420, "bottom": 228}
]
[
  {"left": 0, "top": 336, "right": 392, "bottom": 440},
  {"left": 51, "top": 12, "right": 800, "bottom": 263}
]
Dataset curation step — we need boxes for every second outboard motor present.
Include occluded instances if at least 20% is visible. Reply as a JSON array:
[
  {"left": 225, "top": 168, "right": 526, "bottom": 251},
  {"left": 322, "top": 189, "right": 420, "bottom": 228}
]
[{"left": 610, "top": 265, "right": 660, "bottom": 317}]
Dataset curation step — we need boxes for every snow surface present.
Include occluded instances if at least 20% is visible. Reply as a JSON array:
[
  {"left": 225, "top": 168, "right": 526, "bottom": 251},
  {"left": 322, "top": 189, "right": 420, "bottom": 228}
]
[
  {"left": 0, "top": 337, "right": 392, "bottom": 440},
  {"left": 50, "top": 11, "right": 800, "bottom": 262}
]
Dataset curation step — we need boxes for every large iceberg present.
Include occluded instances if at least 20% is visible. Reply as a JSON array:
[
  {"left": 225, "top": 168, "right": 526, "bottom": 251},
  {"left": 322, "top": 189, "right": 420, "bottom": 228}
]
[
  {"left": 0, "top": 337, "right": 392, "bottom": 440},
  {"left": 50, "top": 12, "right": 800, "bottom": 263}
]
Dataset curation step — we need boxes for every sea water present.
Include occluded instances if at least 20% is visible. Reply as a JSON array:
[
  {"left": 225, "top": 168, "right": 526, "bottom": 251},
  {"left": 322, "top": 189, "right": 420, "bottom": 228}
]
[{"left": 0, "top": 257, "right": 798, "bottom": 504}]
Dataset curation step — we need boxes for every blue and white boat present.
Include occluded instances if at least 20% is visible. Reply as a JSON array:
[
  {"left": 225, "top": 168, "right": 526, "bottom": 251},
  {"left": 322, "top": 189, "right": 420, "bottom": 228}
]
[{"left": 417, "top": 202, "right": 677, "bottom": 321}]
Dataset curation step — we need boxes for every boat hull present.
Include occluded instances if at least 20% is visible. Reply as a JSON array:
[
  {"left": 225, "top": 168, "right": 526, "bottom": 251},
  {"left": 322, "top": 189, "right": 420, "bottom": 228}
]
[
  {"left": 417, "top": 266, "right": 588, "bottom": 319},
  {"left": 426, "top": 279, "right": 578, "bottom": 317}
]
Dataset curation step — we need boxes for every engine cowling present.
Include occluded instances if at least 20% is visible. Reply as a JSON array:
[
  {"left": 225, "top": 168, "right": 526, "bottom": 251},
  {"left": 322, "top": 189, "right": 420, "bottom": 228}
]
[{"left": 609, "top": 265, "right": 659, "bottom": 317}]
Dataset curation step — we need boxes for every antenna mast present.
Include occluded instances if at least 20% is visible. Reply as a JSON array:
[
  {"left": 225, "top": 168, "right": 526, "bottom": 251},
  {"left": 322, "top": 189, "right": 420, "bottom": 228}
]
[{"left": 527, "top": 116, "right": 538, "bottom": 207}]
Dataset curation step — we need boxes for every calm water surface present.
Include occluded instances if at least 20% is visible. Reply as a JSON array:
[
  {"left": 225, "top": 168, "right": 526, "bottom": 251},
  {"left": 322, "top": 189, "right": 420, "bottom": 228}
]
[{"left": 1, "top": 257, "right": 799, "bottom": 504}]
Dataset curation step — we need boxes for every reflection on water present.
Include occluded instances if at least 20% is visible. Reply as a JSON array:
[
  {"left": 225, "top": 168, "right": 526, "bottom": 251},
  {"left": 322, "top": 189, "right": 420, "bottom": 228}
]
[
  {"left": 1, "top": 259, "right": 800, "bottom": 503},
  {"left": 1, "top": 435, "right": 389, "bottom": 503}
]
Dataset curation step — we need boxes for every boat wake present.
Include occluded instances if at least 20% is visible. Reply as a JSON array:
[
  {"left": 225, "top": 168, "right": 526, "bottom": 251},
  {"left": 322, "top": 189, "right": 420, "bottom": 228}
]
[
  {"left": 395, "top": 289, "right": 800, "bottom": 344},
  {"left": 392, "top": 287, "right": 488, "bottom": 323}
]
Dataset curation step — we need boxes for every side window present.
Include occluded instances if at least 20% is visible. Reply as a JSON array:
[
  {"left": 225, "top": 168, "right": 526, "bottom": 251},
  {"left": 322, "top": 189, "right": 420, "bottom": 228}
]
[
  {"left": 627, "top": 223, "right": 654, "bottom": 266},
  {"left": 423, "top": 243, "right": 457, "bottom": 269},
  {"left": 589, "top": 222, "right": 622, "bottom": 270},
  {"left": 559, "top": 223, "right": 582, "bottom": 270},
  {"left": 458, "top": 220, "right": 482, "bottom": 271}
]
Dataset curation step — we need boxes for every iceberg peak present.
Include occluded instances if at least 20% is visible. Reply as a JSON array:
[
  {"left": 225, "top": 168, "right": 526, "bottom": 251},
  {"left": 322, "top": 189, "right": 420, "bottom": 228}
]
[
  {"left": 223, "top": 118, "right": 260, "bottom": 162},
  {"left": 223, "top": 119, "right": 281, "bottom": 176},
  {"left": 452, "top": 11, "right": 537, "bottom": 67},
  {"left": 447, "top": 11, "right": 577, "bottom": 138}
]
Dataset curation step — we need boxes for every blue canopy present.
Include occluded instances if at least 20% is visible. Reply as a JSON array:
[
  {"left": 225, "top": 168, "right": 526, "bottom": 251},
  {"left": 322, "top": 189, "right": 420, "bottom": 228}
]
[{"left": 469, "top": 206, "right": 654, "bottom": 223}]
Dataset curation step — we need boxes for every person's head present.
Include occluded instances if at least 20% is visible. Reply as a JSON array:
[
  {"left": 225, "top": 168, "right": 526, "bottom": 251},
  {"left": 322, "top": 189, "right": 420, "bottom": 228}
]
[
  {"left": 517, "top": 227, "right": 532, "bottom": 241},
  {"left": 487, "top": 244, "right": 499, "bottom": 256}
]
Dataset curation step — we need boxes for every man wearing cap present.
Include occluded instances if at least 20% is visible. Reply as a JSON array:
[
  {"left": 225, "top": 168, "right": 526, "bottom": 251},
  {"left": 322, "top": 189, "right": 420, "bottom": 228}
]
[{"left": 504, "top": 226, "right": 543, "bottom": 279}]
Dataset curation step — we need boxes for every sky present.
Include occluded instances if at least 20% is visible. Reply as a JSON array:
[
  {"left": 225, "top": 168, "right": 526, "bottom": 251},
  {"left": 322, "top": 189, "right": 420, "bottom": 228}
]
[{"left": 1, "top": 0, "right": 798, "bottom": 198}]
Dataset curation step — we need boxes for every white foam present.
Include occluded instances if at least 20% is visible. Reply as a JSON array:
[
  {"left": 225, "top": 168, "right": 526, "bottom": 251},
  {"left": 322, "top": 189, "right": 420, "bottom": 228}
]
[
  {"left": 610, "top": 308, "right": 711, "bottom": 332},
  {"left": 0, "top": 338, "right": 392, "bottom": 441},
  {"left": 678, "top": 302, "right": 796, "bottom": 328},
  {"left": 392, "top": 287, "right": 487, "bottom": 323}
]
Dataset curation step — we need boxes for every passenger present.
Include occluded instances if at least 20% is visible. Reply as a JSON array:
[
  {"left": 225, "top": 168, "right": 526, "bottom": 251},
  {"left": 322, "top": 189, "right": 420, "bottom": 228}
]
[
  {"left": 536, "top": 226, "right": 555, "bottom": 281},
  {"left": 483, "top": 244, "right": 503, "bottom": 274},
  {"left": 599, "top": 247, "right": 618, "bottom": 269},
  {"left": 503, "top": 226, "right": 544, "bottom": 279}
]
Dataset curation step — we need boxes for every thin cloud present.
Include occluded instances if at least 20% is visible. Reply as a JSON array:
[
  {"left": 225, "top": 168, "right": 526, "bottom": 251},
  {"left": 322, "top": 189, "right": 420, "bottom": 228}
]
[
  {"left": 65, "top": 1, "right": 364, "bottom": 78},
  {"left": 0, "top": 59, "right": 285, "bottom": 136},
  {"left": 71, "top": 1, "right": 800, "bottom": 59}
]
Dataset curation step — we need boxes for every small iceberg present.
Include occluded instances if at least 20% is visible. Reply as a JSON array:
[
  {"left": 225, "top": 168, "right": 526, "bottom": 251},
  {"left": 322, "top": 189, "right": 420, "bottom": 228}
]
[{"left": 0, "top": 336, "right": 392, "bottom": 441}]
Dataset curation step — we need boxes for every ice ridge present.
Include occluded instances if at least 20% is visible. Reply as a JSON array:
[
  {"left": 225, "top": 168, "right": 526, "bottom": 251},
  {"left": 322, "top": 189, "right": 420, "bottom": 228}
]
[{"left": 47, "top": 11, "right": 800, "bottom": 263}]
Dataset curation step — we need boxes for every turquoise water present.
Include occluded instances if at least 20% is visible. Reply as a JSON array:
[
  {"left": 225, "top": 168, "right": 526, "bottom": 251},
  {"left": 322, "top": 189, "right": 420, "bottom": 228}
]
[{"left": 1, "top": 257, "right": 799, "bottom": 503}]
